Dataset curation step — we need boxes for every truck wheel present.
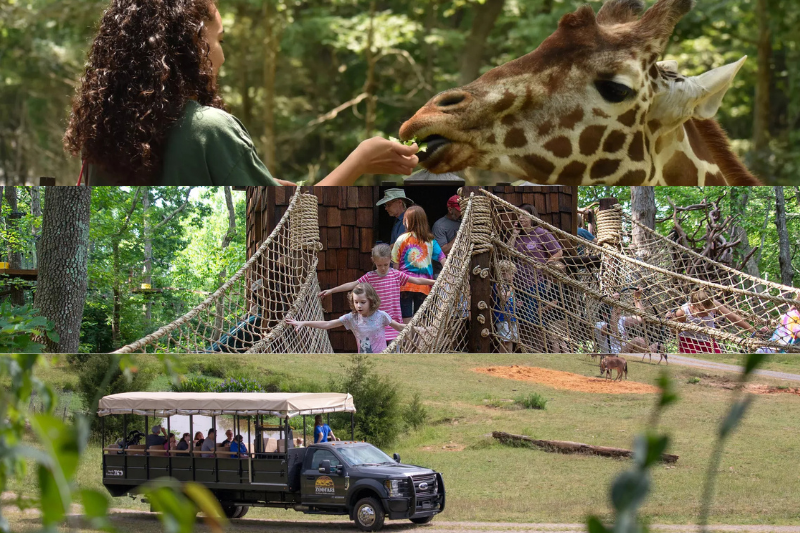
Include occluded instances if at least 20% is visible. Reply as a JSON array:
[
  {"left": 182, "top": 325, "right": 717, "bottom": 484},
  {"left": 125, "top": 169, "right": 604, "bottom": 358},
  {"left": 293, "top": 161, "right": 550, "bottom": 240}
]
[
  {"left": 235, "top": 506, "right": 250, "bottom": 519},
  {"left": 410, "top": 516, "right": 434, "bottom": 525},
  {"left": 221, "top": 505, "right": 242, "bottom": 519},
  {"left": 353, "top": 497, "right": 385, "bottom": 532}
]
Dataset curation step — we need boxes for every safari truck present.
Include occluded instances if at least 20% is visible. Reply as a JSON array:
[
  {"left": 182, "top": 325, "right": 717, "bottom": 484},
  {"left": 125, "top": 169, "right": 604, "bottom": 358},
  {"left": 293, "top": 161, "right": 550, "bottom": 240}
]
[{"left": 98, "top": 392, "right": 445, "bottom": 531}]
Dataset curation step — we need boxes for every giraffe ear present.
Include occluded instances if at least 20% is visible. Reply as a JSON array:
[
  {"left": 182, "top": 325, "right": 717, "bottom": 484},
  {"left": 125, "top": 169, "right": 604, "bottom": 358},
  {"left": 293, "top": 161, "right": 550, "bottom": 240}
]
[
  {"left": 657, "top": 60, "right": 679, "bottom": 73},
  {"left": 687, "top": 56, "right": 747, "bottom": 120}
]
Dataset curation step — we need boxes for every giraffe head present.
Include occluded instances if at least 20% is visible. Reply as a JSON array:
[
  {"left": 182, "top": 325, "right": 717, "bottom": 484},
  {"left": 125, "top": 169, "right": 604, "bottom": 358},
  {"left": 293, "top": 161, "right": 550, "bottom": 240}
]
[{"left": 400, "top": 0, "right": 751, "bottom": 185}]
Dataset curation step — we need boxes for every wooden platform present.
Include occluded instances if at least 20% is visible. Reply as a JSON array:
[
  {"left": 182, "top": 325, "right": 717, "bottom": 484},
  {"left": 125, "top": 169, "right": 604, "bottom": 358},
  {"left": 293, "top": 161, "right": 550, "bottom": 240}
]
[{"left": 0, "top": 269, "right": 38, "bottom": 281}]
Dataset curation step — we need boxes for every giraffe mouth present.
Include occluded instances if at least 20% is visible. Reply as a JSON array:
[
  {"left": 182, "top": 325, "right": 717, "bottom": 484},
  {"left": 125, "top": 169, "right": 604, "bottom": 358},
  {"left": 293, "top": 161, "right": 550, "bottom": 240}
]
[{"left": 417, "top": 135, "right": 452, "bottom": 163}]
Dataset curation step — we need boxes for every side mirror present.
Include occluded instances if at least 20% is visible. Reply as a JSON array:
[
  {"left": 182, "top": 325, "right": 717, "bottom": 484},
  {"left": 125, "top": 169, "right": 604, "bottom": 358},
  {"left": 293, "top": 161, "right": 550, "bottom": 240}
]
[
  {"left": 393, "top": 453, "right": 401, "bottom": 463},
  {"left": 319, "top": 459, "right": 331, "bottom": 474},
  {"left": 336, "top": 464, "right": 344, "bottom": 474}
]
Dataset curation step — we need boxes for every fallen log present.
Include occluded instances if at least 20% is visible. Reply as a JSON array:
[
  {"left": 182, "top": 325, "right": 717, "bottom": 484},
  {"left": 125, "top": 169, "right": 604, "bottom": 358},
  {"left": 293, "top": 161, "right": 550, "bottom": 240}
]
[{"left": 492, "top": 431, "right": 679, "bottom": 463}]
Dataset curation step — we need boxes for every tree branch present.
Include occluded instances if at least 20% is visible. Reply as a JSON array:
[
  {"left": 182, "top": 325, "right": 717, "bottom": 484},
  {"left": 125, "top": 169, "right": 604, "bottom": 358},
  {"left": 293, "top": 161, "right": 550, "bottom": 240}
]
[{"left": 154, "top": 187, "right": 194, "bottom": 230}]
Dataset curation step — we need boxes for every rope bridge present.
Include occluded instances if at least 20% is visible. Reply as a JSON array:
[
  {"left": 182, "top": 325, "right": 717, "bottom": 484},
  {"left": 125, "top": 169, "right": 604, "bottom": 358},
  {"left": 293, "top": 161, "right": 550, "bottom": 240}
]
[
  {"left": 114, "top": 191, "right": 332, "bottom": 354},
  {"left": 116, "top": 189, "right": 799, "bottom": 354}
]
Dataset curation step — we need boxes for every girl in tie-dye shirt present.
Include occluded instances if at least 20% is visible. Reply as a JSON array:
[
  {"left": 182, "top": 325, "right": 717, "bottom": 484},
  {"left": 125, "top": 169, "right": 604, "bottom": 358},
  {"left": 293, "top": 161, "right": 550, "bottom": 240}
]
[
  {"left": 392, "top": 206, "right": 447, "bottom": 322},
  {"left": 757, "top": 294, "right": 800, "bottom": 353}
]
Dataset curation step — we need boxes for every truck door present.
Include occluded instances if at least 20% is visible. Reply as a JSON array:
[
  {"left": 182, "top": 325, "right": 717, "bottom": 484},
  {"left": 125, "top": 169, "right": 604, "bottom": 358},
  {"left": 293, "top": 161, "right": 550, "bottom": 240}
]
[{"left": 301, "top": 449, "right": 347, "bottom": 506}]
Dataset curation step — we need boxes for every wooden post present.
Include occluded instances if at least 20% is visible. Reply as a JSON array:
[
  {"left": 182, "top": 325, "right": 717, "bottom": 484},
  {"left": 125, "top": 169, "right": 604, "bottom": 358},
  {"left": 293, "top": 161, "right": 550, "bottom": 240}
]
[
  {"left": 599, "top": 197, "right": 618, "bottom": 212},
  {"left": 464, "top": 186, "right": 492, "bottom": 354}
]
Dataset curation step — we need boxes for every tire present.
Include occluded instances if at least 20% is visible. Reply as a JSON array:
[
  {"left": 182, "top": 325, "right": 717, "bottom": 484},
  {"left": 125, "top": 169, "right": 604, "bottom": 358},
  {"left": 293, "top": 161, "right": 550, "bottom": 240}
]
[
  {"left": 235, "top": 506, "right": 250, "bottom": 519},
  {"left": 221, "top": 505, "right": 242, "bottom": 519},
  {"left": 410, "top": 516, "right": 434, "bottom": 525},
  {"left": 353, "top": 497, "right": 385, "bottom": 532}
]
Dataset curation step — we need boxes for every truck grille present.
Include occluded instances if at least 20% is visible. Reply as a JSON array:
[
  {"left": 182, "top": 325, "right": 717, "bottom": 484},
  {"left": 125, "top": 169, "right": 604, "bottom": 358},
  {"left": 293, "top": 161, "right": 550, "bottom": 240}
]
[{"left": 411, "top": 474, "right": 437, "bottom": 496}]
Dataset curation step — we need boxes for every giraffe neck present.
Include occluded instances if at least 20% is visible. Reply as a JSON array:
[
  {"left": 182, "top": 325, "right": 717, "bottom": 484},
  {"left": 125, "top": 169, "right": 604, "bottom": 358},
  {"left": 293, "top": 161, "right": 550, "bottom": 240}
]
[{"left": 650, "top": 120, "right": 724, "bottom": 185}]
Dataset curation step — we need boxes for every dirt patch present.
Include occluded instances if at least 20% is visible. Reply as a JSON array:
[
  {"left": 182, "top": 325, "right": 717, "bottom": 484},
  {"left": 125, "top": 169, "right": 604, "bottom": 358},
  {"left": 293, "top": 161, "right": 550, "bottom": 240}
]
[
  {"left": 473, "top": 366, "right": 659, "bottom": 394},
  {"left": 745, "top": 385, "right": 800, "bottom": 396}
]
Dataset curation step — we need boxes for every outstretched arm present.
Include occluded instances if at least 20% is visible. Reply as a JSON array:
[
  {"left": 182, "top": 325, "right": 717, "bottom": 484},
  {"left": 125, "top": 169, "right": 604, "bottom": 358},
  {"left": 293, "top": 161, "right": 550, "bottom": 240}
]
[
  {"left": 389, "top": 320, "right": 406, "bottom": 332},
  {"left": 717, "top": 302, "right": 756, "bottom": 332},
  {"left": 319, "top": 281, "right": 359, "bottom": 299},
  {"left": 316, "top": 138, "right": 419, "bottom": 186},
  {"left": 286, "top": 318, "right": 343, "bottom": 330},
  {"left": 407, "top": 276, "right": 435, "bottom": 286}
]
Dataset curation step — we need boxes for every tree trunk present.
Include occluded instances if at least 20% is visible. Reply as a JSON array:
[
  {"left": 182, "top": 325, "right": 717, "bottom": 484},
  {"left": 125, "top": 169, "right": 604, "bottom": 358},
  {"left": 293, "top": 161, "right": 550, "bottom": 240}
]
[
  {"left": 4, "top": 186, "right": 25, "bottom": 305},
  {"left": 630, "top": 186, "right": 656, "bottom": 255},
  {"left": 751, "top": 0, "right": 771, "bottom": 175},
  {"left": 142, "top": 190, "right": 153, "bottom": 326},
  {"left": 774, "top": 186, "right": 794, "bottom": 286},
  {"left": 729, "top": 188, "right": 761, "bottom": 278},
  {"left": 29, "top": 186, "right": 41, "bottom": 267},
  {"left": 34, "top": 186, "right": 91, "bottom": 353},
  {"left": 214, "top": 187, "right": 237, "bottom": 340},
  {"left": 458, "top": 0, "right": 505, "bottom": 86},
  {"left": 364, "top": 0, "right": 378, "bottom": 138},
  {"left": 262, "top": 0, "right": 282, "bottom": 172}
]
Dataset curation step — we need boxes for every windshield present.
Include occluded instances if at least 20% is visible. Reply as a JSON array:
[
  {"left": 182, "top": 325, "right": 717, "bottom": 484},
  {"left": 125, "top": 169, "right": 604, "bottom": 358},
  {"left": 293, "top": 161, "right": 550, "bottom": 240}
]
[{"left": 337, "top": 445, "right": 394, "bottom": 466}]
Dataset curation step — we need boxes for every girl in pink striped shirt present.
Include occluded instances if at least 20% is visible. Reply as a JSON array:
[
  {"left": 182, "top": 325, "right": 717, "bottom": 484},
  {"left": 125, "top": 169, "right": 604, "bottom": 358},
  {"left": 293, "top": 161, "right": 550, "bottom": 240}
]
[{"left": 318, "top": 244, "right": 434, "bottom": 341}]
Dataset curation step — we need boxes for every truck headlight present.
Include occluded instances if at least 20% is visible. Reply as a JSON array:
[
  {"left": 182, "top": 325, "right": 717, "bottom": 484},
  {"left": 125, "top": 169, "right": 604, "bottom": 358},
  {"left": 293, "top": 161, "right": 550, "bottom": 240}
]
[{"left": 384, "top": 479, "right": 401, "bottom": 497}]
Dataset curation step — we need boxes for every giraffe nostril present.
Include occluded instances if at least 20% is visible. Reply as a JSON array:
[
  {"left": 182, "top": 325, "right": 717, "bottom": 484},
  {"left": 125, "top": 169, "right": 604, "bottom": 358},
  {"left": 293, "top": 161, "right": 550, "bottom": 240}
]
[{"left": 435, "top": 91, "right": 468, "bottom": 108}]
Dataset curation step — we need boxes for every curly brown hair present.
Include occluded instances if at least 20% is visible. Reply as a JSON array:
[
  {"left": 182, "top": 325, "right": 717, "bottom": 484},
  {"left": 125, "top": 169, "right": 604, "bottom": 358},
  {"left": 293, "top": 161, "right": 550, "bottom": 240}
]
[{"left": 63, "top": 0, "right": 224, "bottom": 184}]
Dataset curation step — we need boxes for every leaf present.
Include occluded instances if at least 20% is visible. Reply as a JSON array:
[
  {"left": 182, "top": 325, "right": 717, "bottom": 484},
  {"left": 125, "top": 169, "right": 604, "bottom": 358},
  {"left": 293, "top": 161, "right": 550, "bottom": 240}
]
[
  {"left": 610, "top": 470, "right": 650, "bottom": 512},
  {"left": 587, "top": 516, "right": 612, "bottom": 533},
  {"left": 655, "top": 372, "right": 678, "bottom": 409},
  {"left": 80, "top": 489, "right": 110, "bottom": 518},
  {"left": 183, "top": 482, "right": 227, "bottom": 533},
  {"left": 46, "top": 329, "right": 60, "bottom": 343},
  {"left": 633, "top": 433, "right": 670, "bottom": 469},
  {"left": 720, "top": 396, "right": 754, "bottom": 439},
  {"left": 743, "top": 353, "right": 767, "bottom": 378}
]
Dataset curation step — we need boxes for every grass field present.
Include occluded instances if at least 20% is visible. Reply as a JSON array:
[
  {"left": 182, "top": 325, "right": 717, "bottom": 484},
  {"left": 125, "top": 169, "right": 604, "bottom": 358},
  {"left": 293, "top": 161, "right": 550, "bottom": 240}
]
[{"left": 7, "top": 353, "right": 800, "bottom": 529}]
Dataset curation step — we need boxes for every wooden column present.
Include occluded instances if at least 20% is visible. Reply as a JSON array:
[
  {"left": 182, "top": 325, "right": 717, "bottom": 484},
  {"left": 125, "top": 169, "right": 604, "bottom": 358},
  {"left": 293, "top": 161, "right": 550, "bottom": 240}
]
[{"left": 465, "top": 187, "right": 492, "bottom": 353}]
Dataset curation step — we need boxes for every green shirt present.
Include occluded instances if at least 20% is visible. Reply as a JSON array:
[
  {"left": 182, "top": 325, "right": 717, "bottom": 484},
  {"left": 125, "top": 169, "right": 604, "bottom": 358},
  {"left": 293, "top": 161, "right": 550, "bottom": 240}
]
[{"left": 87, "top": 100, "right": 280, "bottom": 186}]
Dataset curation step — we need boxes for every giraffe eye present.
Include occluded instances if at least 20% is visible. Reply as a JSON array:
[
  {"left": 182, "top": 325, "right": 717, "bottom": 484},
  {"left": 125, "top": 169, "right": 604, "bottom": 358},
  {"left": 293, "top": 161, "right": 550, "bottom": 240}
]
[{"left": 594, "top": 80, "right": 634, "bottom": 103}]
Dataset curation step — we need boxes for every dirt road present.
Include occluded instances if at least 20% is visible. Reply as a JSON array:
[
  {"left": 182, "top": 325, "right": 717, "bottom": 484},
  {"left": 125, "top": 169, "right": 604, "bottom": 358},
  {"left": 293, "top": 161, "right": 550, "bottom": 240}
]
[
  {"left": 55, "top": 512, "right": 800, "bottom": 533},
  {"left": 667, "top": 355, "right": 800, "bottom": 383}
]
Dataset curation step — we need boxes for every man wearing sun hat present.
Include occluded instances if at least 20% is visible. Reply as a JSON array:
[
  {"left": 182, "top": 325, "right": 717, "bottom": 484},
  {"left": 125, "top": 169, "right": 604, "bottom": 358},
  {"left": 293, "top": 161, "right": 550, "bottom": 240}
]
[
  {"left": 431, "top": 194, "right": 463, "bottom": 276},
  {"left": 376, "top": 188, "right": 415, "bottom": 245}
]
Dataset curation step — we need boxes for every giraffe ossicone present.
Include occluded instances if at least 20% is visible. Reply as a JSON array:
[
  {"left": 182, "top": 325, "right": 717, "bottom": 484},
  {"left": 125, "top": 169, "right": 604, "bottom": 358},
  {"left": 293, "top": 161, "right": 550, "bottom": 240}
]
[{"left": 400, "top": 0, "right": 760, "bottom": 185}]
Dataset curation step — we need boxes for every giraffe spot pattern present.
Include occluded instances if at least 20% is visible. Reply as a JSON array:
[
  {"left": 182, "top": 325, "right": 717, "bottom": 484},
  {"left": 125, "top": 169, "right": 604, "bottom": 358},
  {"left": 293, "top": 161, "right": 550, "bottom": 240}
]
[
  {"left": 647, "top": 119, "right": 661, "bottom": 134},
  {"left": 512, "top": 154, "right": 556, "bottom": 179},
  {"left": 493, "top": 90, "right": 516, "bottom": 113},
  {"left": 705, "top": 171, "right": 725, "bottom": 184},
  {"left": 504, "top": 128, "right": 527, "bottom": 149},
  {"left": 592, "top": 108, "right": 610, "bottom": 118},
  {"left": 544, "top": 136, "right": 573, "bottom": 158},
  {"left": 579, "top": 125, "right": 607, "bottom": 156},
  {"left": 685, "top": 121, "right": 715, "bottom": 163},
  {"left": 618, "top": 108, "right": 637, "bottom": 127},
  {"left": 486, "top": 133, "right": 496, "bottom": 144},
  {"left": 559, "top": 107, "right": 584, "bottom": 129},
  {"left": 655, "top": 136, "right": 665, "bottom": 155},
  {"left": 648, "top": 64, "right": 659, "bottom": 78},
  {"left": 663, "top": 151, "right": 698, "bottom": 185},
  {"left": 603, "top": 130, "right": 627, "bottom": 153},
  {"left": 590, "top": 159, "right": 621, "bottom": 180},
  {"left": 538, "top": 120, "right": 554, "bottom": 137},
  {"left": 616, "top": 169, "right": 647, "bottom": 185},
  {"left": 501, "top": 114, "right": 517, "bottom": 126},
  {"left": 628, "top": 131, "right": 645, "bottom": 161},
  {"left": 559, "top": 161, "right": 586, "bottom": 180}
]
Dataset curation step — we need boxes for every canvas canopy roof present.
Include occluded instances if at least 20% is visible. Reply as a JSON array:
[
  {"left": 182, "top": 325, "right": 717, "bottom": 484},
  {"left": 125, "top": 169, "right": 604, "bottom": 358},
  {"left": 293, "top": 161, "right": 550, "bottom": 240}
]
[{"left": 98, "top": 392, "right": 356, "bottom": 418}]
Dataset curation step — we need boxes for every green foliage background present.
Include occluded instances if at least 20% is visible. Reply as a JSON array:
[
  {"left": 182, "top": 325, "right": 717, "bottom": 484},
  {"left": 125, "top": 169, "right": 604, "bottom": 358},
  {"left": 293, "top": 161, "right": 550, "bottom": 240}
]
[{"left": 1, "top": 0, "right": 798, "bottom": 185}]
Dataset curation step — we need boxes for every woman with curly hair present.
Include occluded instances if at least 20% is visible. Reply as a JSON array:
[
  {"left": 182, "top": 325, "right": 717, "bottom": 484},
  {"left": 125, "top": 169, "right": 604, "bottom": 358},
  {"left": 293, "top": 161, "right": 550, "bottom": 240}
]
[{"left": 64, "top": 0, "right": 418, "bottom": 186}]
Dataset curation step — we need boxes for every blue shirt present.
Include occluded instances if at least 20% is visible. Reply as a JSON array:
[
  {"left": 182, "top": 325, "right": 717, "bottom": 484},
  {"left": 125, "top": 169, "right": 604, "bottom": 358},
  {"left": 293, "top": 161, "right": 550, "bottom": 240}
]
[
  {"left": 314, "top": 424, "right": 332, "bottom": 443},
  {"left": 390, "top": 212, "right": 407, "bottom": 245},
  {"left": 577, "top": 228, "right": 595, "bottom": 241},
  {"left": 230, "top": 442, "right": 248, "bottom": 457}
]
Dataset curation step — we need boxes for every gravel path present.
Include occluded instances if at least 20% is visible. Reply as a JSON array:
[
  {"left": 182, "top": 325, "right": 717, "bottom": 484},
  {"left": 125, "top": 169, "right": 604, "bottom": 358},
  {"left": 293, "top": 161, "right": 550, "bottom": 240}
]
[{"left": 666, "top": 355, "right": 800, "bottom": 383}]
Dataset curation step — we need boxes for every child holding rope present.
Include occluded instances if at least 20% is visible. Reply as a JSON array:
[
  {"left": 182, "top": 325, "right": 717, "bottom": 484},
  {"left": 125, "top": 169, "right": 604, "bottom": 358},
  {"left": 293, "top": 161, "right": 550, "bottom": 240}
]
[
  {"left": 493, "top": 260, "right": 519, "bottom": 353},
  {"left": 665, "top": 289, "right": 759, "bottom": 353},
  {"left": 756, "top": 293, "right": 800, "bottom": 353},
  {"left": 288, "top": 283, "right": 404, "bottom": 354},
  {"left": 318, "top": 244, "right": 434, "bottom": 342}
]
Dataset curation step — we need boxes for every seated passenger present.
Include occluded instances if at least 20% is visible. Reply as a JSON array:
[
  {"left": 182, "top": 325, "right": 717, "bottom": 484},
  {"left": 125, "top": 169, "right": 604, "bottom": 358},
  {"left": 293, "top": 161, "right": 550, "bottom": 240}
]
[
  {"left": 314, "top": 415, "right": 337, "bottom": 443},
  {"left": 177, "top": 433, "right": 191, "bottom": 451},
  {"left": 230, "top": 435, "right": 249, "bottom": 457},
  {"left": 163, "top": 433, "right": 177, "bottom": 450},
  {"left": 194, "top": 431, "right": 205, "bottom": 448},
  {"left": 221, "top": 429, "right": 233, "bottom": 447},
  {"left": 145, "top": 425, "right": 168, "bottom": 448},
  {"left": 201, "top": 428, "right": 217, "bottom": 457}
]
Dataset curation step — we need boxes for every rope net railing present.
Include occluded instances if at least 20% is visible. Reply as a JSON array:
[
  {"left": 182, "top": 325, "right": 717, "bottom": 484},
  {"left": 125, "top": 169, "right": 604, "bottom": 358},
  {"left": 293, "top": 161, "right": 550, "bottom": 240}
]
[
  {"left": 114, "top": 191, "right": 333, "bottom": 354},
  {"left": 481, "top": 190, "right": 799, "bottom": 355}
]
